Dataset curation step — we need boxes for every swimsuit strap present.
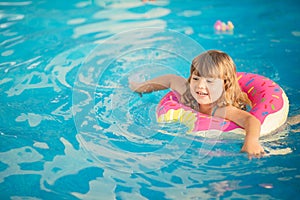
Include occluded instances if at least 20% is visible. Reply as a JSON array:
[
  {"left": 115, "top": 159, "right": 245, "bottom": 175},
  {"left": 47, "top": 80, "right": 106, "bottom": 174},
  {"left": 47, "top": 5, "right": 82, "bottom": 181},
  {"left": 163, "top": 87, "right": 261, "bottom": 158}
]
[{"left": 211, "top": 106, "right": 218, "bottom": 116}]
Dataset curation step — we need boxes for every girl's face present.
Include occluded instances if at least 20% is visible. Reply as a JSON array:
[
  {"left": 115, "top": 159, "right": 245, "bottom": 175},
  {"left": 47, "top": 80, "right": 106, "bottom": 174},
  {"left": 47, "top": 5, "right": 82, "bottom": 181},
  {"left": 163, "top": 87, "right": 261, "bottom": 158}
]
[{"left": 189, "top": 73, "right": 224, "bottom": 105}]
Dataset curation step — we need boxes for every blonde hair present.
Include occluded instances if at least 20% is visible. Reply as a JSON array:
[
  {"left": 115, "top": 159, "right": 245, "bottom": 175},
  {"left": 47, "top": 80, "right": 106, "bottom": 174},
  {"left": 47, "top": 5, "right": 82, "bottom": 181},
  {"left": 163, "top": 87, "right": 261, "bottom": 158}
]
[{"left": 181, "top": 50, "right": 251, "bottom": 111}]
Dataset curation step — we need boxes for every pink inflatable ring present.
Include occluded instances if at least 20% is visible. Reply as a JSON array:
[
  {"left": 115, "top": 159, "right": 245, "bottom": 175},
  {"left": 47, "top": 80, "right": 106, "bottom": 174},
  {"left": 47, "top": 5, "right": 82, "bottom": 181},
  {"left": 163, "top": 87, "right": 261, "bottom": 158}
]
[{"left": 156, "top": 72, "right": 289, "bottom": 136}]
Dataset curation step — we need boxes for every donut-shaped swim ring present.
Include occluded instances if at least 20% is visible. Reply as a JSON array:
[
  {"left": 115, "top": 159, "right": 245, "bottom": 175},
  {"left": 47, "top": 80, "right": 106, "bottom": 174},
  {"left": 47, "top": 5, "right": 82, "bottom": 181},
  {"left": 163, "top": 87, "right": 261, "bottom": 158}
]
[{"left": 156, "top": 72, "right": 289, "bottom": 136}]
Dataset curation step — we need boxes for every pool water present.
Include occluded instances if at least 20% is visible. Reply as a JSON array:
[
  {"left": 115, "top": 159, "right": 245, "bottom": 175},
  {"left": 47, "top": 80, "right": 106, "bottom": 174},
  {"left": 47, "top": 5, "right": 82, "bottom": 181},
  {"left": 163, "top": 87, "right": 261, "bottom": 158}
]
[{"left": 1, "top": 0, "right": 300, "bottom": 199}]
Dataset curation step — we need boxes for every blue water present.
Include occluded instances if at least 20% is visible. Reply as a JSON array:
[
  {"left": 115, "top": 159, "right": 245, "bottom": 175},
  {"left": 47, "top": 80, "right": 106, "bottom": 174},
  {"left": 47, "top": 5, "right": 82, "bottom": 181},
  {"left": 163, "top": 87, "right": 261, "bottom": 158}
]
[{"left": 1, "top": 0, "right": 300, "bottom": 199}]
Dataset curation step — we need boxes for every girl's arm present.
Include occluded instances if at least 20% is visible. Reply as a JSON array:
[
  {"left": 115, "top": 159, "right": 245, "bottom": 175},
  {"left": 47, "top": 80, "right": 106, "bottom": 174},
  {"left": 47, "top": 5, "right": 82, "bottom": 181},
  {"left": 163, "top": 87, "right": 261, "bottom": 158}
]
[
  {"left": 129, "top": 74, "right": 187, "bottom": 95},
  {"left": 216, "top": 106, "right": 265, "bottom": 158}
]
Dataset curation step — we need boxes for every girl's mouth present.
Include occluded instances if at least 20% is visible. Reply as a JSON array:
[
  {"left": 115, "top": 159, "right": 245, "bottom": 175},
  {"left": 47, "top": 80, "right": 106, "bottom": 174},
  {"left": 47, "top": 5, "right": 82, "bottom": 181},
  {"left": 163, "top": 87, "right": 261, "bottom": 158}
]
[{"left": 196, "top": 91, "right": 208, "bottom": 96}]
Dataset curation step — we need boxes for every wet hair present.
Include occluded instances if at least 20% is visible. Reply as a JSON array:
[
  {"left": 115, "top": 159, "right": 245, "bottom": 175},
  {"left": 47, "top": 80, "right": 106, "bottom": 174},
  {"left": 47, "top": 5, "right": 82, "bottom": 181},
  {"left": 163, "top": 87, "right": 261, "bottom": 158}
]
[{"left": 181, "top": 50, "right": 251, "bottom": 111}]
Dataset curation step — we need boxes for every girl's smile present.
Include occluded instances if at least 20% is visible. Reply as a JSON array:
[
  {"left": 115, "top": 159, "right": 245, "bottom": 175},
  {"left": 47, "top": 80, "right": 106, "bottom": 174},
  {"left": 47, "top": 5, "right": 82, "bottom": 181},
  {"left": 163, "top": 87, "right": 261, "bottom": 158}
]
[{"left": 196, "top": 91, "right": 208, "bottom": 96}]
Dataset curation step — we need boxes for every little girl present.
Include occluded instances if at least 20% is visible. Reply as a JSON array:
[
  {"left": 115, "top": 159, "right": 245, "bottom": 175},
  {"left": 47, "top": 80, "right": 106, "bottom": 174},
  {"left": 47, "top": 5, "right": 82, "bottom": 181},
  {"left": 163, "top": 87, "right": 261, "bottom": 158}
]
[{"left": 130, "top": 50, "right": 265, "bottom": 158}]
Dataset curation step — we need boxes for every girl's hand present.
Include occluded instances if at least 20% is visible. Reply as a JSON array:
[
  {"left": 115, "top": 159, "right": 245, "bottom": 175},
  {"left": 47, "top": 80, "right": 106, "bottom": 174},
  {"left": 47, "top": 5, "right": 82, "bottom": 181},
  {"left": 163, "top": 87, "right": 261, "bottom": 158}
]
[
  {"left": 241, "top": 138, "right": 265, "bottom": 159},
  {"left": 129, "top": 81, "right": 143, "bottom": 96}
]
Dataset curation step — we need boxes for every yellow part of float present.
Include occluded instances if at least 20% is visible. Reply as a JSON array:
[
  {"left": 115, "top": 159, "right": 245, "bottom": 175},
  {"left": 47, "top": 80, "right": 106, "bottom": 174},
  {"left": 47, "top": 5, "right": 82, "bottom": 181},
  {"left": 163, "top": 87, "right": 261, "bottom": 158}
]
[{"left": 157, "top": 108, "right": 197, "bottom": 131}]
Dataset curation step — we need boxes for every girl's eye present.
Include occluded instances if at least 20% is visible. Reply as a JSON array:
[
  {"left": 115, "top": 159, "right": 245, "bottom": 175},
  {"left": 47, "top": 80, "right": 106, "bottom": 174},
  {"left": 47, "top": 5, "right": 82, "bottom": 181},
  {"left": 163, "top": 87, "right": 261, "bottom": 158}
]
[
  {"left": 192, "top": 77, "right": 199, "bottom": 81},
  {"left": 206, "top": 79, "right": 214, "bottom": 83}
]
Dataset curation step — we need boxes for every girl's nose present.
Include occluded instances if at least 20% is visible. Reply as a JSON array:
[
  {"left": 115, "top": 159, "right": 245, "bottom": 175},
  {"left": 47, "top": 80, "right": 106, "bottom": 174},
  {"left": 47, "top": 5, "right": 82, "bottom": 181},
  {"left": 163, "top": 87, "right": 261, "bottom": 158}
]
[{"left": 197, "top": 78, "right": 207, "bottom": 89}]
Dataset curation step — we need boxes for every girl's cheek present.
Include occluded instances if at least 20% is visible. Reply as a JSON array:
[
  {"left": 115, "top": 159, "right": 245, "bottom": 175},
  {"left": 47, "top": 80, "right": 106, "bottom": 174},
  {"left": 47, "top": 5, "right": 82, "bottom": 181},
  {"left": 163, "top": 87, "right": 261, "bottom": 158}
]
[{"left": 208, "top": 82, "right": 223, "bottom": 101}]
